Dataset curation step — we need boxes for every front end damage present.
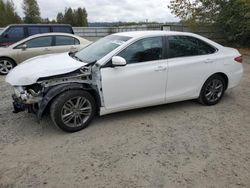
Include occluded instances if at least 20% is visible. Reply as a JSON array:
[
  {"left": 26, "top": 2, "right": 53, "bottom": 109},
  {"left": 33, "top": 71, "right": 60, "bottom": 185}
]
[
  {"left": 10, "top": 63, "right": 103, "bottom": 121},
  {"left": 12, "top": 84, "right": 43, "bottom": 113}
]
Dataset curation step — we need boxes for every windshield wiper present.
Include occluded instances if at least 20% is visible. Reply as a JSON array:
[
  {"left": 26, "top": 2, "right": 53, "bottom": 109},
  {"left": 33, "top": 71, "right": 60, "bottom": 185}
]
[{"left": 87, "top": 60, "right": 97, "bottom": 66}]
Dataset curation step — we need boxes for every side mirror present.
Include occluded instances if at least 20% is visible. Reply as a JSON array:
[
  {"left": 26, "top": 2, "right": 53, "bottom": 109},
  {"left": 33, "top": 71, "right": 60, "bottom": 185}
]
[
  {"left": 112, "top": 56, "right": 127, "bottom": 67},
  {"left": 20, "top": 44, "right": 27, "bottom": 50}
]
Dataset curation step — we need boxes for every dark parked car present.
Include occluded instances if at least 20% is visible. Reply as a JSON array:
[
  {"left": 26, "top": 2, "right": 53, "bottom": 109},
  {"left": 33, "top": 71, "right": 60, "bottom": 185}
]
[{"left": 0, "top": 24, "right": 74, "bottom": 47}]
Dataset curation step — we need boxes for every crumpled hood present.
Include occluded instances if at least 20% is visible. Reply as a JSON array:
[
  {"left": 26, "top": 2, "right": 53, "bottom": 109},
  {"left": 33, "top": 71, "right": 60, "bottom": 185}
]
[{"left": 5, "top": 52, "right": 87, "bottom": 86}]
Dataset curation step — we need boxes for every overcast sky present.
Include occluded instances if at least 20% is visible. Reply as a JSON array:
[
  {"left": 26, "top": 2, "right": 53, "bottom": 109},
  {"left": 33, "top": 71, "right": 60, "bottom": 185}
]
[{"left": 12, "top": 0, "right": 178, "bottom": 22}]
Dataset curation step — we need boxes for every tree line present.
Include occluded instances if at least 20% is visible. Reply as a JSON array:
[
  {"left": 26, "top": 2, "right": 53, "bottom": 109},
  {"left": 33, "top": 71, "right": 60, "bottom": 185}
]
[
  {"left": 0, "top": 0, "right": 88, "bottom": 27},
  {"left": 168, "top": 0, "right": 250, "bottom": 46}
]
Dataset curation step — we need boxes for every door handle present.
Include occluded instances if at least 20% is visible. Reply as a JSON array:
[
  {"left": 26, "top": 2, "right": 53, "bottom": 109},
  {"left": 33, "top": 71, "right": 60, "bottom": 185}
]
[
  {"left": 204, "top": 59, "right": 213, "bottom": 64},
  {"left": 154, "top": 66, "right": 167, "bottom": 72},
  {"left": 44, "top": 48, "right": 51, "bottom": 51}
]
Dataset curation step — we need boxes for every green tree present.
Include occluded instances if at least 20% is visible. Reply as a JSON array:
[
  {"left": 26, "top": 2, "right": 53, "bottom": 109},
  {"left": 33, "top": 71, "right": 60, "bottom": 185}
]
[
  {"left": 63, "top": 8, "right": 75, "bottom": 25},
  {"left": 168, "top": 0, "right": 250, "bottom": 46},
  {"left": 23, "top": 0, "right": 41, "bottom": 23},
  {"left": 82, "top": 8, "right": 88, "bottom": 26},
  {"left": 217, "top": 0, "right": 250, "bottom": 46},
  {"left": 56, "top": 7, "right": 88, "bottom": 26},
  {"left": 74, "top": 8, "right": 88, "bottom": 26},
  {"left": 168, "top": 0, "right": 227, "bottom": 24},
  {"left": 56, "top": 12, "right": 64, "bottom": 24},
  {"left": 0, "top": 0, "right": 22, "bottom": 26}
]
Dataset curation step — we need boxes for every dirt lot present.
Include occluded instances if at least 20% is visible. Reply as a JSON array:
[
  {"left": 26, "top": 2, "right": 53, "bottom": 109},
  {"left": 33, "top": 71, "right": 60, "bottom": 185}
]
[{"left": 0, "top": 57, "right": 250, "bottom": 188}]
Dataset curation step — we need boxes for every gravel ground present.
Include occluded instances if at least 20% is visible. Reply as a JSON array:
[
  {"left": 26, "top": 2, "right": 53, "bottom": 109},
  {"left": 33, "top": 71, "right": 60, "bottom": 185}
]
[{"left": 0, "top": 56, "right": 250, "bottom": 188}]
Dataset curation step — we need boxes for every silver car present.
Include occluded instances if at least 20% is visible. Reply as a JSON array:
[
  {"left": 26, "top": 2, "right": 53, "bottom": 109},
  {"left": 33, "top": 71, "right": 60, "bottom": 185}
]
[{"left": 0, "top": 33, "right": 91, "bottom": 75}]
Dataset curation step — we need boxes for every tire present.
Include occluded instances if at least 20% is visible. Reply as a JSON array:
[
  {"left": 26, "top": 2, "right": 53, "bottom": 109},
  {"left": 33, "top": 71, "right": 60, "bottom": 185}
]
[
  {"left": 0, "top": 57, "right": 16, "bottom": 75},
  {"left": 198, "top": 74, "right": 226, "bottom": 105},
  {"left": 50, "top": 90, "right": 96, "bottom": 132}
]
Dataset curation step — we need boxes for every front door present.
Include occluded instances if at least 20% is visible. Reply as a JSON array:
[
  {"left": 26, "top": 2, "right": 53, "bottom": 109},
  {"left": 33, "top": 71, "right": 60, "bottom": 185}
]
[
  {"left": 16, "top": 36, "right": 53, "bottom": 63},
  {"left": 101, "top": 36, "right": 168, "bottom": 112}
]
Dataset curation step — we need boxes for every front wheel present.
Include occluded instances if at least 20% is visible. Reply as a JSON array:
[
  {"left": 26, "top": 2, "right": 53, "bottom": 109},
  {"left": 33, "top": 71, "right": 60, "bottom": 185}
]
[
  {"left": 198, "top": 75, "right": 226, "bottom": 105},
  {"left": 50, "top": 90, "right": 96, "bottom": 132}
]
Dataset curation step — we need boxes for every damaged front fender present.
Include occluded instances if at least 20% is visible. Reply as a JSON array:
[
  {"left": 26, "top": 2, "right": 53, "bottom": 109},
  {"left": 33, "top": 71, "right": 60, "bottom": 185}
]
[{"left": 37, "top": 83, "right": 101, "bottom": 121}]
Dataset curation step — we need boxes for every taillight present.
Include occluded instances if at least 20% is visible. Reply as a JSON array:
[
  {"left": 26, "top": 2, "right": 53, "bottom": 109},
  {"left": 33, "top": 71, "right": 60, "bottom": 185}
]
[{"left": 234, "top": 55, "right": 243, "bottom": 63}]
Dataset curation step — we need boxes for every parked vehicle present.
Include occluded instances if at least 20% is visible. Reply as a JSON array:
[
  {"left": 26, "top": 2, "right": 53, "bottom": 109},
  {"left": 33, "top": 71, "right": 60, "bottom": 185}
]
[
  {"left": 0, "top": 33, "right": 91, "bottom": 75},
  {"left": 5, "top": 31, "right": 243, "bottom": 132},
  {"left": 0, "top": 24, "right": 74, "bottom": 47}
]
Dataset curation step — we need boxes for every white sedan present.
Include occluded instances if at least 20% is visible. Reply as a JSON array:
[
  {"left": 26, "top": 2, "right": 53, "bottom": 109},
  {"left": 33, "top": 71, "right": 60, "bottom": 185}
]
[{"left": 6, "top": 31, "right": 243, "bottom": 132}]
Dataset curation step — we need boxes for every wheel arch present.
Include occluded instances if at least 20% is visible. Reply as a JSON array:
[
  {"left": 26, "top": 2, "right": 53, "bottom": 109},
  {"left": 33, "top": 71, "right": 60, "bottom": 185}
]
[
  {"left": 37, "top": 83, "right": 101, "bottom": 120},
  {"left": 0, "top": 56, "right": 17, "bottom": 66},
  {"left": 210, "top": 72, "right": 229, "bottom": 90}
]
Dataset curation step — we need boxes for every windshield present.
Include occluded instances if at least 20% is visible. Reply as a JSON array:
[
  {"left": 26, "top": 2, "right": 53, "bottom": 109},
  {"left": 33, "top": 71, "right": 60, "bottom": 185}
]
[
  {"left": 0, "top": 26, "right": 8, "bottom": 36},
  {"left": 75, "top": 35, "right": 131, "bottom": 63}
]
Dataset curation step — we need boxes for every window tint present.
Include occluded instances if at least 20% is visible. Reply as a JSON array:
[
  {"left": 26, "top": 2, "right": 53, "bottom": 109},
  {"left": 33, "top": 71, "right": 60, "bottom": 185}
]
[
  {"left": 118, "top": 37, "right": 163, "bottom": 64},
  {"left": 168, "top": 36, "right": 216, "bottom": 58},
  {"left": 28, "top": 27, "right": 50, "bottom": 35},
  {"left": 7, "top": 27, "right": 24, "bottom": 38},
  {"left": 55, "top": 36, "right": 77, "bottom": 46},
  {"left": 52, "top": 27, "right": 72, "bottom": 33},
  {"left": 25, "top": 36, "right": 52, "bottom": 48}
]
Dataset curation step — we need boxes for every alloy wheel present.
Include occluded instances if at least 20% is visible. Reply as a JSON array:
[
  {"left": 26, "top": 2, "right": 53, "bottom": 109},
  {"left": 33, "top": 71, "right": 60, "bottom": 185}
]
[
  {"left": 205, "top": 79, "right": 224, "bottom": 103},
  {"left": 0, "top": 60, "right": 13, "bottom": 74},
  {"left": 61, "top": 96, "right": 92, "bottom": 128}
]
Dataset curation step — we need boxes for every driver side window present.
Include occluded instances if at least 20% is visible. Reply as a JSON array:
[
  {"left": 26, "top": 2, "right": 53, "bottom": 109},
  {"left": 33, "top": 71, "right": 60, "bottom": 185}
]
[
  {"left": 118, "top": 37, "right": 163, "bottom": 64},
  {"left": 16, "top": 36, "right": 53, "bottom": 49}
]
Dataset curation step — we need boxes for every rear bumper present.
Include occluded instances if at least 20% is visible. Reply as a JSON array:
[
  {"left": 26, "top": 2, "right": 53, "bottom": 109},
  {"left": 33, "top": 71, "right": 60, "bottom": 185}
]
[{"left": 228, "top": 67, "right": 243, "bottom": 89}]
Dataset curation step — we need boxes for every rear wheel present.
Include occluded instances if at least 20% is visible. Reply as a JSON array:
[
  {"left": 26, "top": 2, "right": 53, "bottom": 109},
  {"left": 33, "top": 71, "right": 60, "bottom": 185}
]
[
  {"left": 50, "top": 90, "right": 96, "bottom": 132},
  {"left": 0, "top": 58, "right": 16, "bottom": 75},
  {"left": 199, "top": 75, "right": 226, "bottom": 105}
]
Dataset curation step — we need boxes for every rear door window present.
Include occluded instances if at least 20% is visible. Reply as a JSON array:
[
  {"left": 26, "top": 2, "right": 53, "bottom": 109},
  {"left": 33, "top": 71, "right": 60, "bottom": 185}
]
[
  {"left": 52, "top": 27, "right": 72, "bottom": 33},
  {"left": 6, "top": 27, "right": 24, "bottom": 38},
  {"left": 55, "top": 36, "right": 77, "bottom": 46},
  {"left": 168, "top": 36, "right": 216, "bottom": 58},
  {"left": 28, "top": 27, "right": 50, "bottom": 36}
]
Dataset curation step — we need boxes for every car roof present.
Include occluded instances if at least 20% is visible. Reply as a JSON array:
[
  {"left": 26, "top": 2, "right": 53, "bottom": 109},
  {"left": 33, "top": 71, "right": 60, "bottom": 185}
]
[
  {"left": 7, "top": 24, "right": 72, "bottom": 27},
  {"left": 113, "top": 30, "right": 223, "bottom": 48},
  {"left": 24, "top": 32, "right": 78, "bottom": 38},
  {"left": 10, "top": 33, "right": 88, "bottom": 47},
  {"left": 113, "top": 30, "right": 198, "bottom": 38}
]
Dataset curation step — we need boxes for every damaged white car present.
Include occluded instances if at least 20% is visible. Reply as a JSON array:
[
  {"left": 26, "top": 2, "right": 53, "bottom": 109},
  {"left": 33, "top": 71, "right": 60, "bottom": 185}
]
[{"left": 5, "top": 31, "right": 243, "bottom": 132}]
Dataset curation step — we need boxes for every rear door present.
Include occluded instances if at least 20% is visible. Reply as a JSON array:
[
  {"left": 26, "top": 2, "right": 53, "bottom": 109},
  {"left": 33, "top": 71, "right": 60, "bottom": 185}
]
[
  {"left": 15, "top": 36, "right": 53, "bottom": 63},
  {"left": 165, "top": 35, "right": 218, "bottom": 102},
  {"left": 52, "top": 35, "right": 80, "bottom": 53}
]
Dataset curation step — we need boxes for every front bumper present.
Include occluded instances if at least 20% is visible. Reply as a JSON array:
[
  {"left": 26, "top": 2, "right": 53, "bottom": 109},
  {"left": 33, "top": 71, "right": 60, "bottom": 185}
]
[{"left": 12, "top": 94, "right": 36, "bottom": 113}]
